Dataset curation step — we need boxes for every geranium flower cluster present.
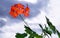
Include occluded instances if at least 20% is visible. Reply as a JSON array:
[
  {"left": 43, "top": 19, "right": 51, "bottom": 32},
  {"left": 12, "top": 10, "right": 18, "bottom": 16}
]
[{"left": 9, "top": 3, "right": 30, "bottom": 18}]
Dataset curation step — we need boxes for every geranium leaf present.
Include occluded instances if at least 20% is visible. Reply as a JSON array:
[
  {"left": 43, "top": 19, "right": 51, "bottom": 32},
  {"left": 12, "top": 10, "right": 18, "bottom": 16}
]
[
  {"left": 15, "top": 33, "right": 27, "bottom": 38},
  {"left": 46, "top": 17, "right": 56, "bottom": 34},
  {"left": 57, "top": 31, "right": 60, "bottom": 38}
]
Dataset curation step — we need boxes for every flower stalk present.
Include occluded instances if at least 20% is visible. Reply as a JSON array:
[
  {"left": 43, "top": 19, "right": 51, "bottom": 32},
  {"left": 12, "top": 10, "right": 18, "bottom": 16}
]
[{"left": 19, "top": 15, "right": 29, "bottom": 27}]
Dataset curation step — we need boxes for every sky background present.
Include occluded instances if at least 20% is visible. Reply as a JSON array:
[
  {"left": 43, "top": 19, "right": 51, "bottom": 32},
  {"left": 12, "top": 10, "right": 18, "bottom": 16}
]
[{"left": 0, "top": 0, "right": 60, "bottom": 38}]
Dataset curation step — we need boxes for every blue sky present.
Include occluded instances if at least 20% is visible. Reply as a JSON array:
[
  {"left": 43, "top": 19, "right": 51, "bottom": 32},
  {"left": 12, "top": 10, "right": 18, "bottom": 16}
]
[{"left": 0, "top": 0, "right": 60, "bottom": 38}]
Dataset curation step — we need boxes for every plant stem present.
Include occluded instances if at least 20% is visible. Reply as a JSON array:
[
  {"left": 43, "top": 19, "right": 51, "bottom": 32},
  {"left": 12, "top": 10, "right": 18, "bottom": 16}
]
[{"left": 19, "top": 15, "right": 29, "bottom": 27}]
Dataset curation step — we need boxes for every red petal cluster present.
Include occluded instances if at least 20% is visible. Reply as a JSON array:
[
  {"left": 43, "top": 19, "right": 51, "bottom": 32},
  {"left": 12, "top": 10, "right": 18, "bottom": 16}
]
[{"left": 9, "top": 3, "right": 30, "bottom": 18}]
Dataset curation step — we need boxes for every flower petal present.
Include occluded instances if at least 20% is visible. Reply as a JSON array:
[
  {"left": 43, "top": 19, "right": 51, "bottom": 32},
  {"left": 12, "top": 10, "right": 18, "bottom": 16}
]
[
  {"left": 17, "top": 8, "right": 24, "bottom": 14},
  {"left": 9, "top": 11, "right": 18, "bottom": 18},
  {"left": 24, "top": 13, "right": 29, "bottom": 17},
  {"left": 14, "top": 3, "right": 24, "bottom": 9}
]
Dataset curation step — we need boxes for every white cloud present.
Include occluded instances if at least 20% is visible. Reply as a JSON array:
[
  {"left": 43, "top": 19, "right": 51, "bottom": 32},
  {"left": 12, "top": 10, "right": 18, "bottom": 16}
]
[
  {"left": 0, "top": 18, "right": 7, "bottom": 22},
  {"left": 46, "top": 0, "right": 60, "bottom": 26},
  {"left": 0, "top": 32, "right": 15, "bottom": 38},
  {"left": 17, "top": 0, "right": 38, "bottom": 4}
]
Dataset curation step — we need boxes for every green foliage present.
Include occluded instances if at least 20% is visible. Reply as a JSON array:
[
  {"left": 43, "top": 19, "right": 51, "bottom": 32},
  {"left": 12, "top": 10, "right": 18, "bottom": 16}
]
[
  {"left": 25, "top": 25, "right": 43, "bottom": 38},
  {"left": 25, "top": 25, "right": 33, "bottom": 34},
  {"left": 46, "top": 16, "right": 60, "bottom": 38},
  {"left": 15, "top": 33, "right": 27, "bottom": 38},
  {"left": 15, "top": 26, "right": 43, "bottom": 38},
  {"left": 15, "top": 16, "right": 60, "bottom": 38},
  {"left": 39, "top": 24, "right": 52, "bottom": 36},
  {"left": 57, "top": 31, "right": 60, "bottom": 38},
  {"left": 39, "top": 24, "right": 44, "bottom": 31},
  {"left": 44, "top": 25, "right": 52, "bottom": 36},
  {"left": 46, "top": 17, "right": 57, "bottom": 33}
]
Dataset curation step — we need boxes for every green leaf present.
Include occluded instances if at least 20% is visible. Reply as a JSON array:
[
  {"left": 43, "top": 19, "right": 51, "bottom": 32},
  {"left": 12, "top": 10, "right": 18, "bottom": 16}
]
[
  {"left": 45, "top": 25, "right": 48, "bottom": 31},
  {"left": 35, "top": 35, "right": 43, "bottom": 38},
  {"left": 46, "top": 17, "right": 56, "bottom": 33},
  {"left": 39, "top": 24, "right": 43, "bottom": 30},
  {"left": 15, "top": 33, "right": 27, "bottom": 38},
  {"left": 29, "top": 35, "right": 34, "bottom": 38},
  {"left": 39, "top": 24, "right": 44, "bottom": 32},
  {"left": 57, "top": 31, "right": 60, "bottom": 38},
  {"left": 44, "top": 25, "right": 52, "bottom": 36},
  {"left": 25, "top": 26, "right": 33, "bottom": 34},
  {"left": 25, "top": 26, "right": 43, "bottom": 38},
  {"left": 33, "top": 31, "right": 43, "bottom": 38},
  {"left": 43, "top": 29, "right": 52, "bottom": 36}
]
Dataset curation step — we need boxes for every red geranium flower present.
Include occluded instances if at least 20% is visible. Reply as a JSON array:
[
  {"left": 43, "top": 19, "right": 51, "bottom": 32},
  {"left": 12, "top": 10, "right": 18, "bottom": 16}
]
[
  {"left": 24, "top": 4, "right": 30, "bottom": 17},
  {"left": 9, "top": 11, "right": 18, "bottom": 18},
  {"left": 9, "top": 3, "right": 30, "bottom": 18}
]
